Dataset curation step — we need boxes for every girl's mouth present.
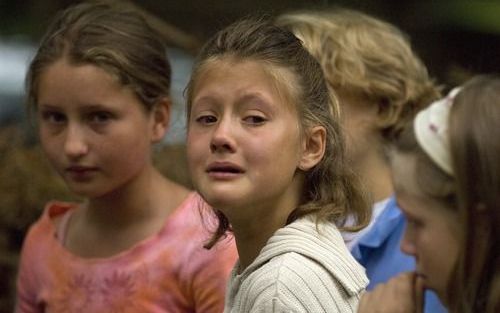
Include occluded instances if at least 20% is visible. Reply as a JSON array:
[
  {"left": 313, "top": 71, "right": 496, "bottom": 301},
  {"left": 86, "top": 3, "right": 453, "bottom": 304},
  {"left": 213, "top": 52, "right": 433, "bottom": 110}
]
[{"left": 206, "top": 162, "right": 245, "bottom": 179}]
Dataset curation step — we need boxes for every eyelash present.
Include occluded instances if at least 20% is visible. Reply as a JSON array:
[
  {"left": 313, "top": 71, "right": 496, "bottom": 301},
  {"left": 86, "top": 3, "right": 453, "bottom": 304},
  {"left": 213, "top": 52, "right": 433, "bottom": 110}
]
[
  {"left": 243, "top": 115, "right": 266, "bottom": 125},
  {"left": 195, "top": 115, "right": 217, "bottom": 125},
  {"left": 194, "top": 114, "right": 267, "bottom": 126}
]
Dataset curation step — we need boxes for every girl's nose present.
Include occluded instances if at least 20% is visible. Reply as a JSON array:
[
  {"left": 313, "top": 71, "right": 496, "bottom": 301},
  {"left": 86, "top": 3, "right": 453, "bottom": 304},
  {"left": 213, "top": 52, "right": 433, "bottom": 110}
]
[
  {"left": 210, "top": 119, "right": 236, "bottom": 153},
  {"left": 64, "top": 124, "right": 89, "bottom": 159}
]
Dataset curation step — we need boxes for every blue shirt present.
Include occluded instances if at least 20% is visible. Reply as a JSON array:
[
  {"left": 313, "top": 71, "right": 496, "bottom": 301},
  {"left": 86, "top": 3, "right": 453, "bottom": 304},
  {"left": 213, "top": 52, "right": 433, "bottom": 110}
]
[{"left": 351, "top": 196, "right": 447, "bottom": 313}]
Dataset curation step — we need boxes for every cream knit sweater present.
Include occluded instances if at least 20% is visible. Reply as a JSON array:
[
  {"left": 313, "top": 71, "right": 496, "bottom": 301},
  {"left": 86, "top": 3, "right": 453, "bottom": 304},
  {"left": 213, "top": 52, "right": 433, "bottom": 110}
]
[{"left": 224, "top": 216, "right": 368, "bottom": 312}]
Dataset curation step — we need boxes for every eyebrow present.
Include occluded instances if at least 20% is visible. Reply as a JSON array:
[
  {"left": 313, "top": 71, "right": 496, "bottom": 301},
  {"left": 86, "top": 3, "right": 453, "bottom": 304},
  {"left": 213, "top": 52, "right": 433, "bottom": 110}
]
[
  {"left": 38, "top": 103, "right": 59, "bottom": 109},
  {"left": 193, "top": 92, "right": 274, "bottom": 111},
  {"left": 38, "top": 103, "right": 113, "bottom": 113},
  {"left": 80, "top": 104, "right": 110, "bottom": 111},
  {"left": 236, "top": 93, "right": 273, "bottom": 108},
  {"left": 192, "top": 95, "right": 218, "bottom": 107}
]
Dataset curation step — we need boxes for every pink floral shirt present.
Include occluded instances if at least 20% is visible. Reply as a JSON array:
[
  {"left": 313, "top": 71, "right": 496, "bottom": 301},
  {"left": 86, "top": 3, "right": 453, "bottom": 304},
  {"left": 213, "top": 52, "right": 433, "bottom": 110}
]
[{"left": 15, "top": 192, "right": 237, "bottom": 313}]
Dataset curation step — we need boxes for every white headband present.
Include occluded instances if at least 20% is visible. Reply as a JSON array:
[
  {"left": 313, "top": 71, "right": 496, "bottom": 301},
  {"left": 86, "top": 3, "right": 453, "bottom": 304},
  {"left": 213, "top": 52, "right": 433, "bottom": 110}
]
[{"left": 414, "top": 87, "right": 462, "bottom": 176}]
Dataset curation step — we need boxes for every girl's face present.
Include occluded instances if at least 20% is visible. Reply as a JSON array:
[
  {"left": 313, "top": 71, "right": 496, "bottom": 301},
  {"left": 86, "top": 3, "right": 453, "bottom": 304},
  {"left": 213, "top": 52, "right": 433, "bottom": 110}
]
[
  {"left": 391, "top": 152, "right": 461, "bottom": 301},
  {"left": 187, "top": 59, "right": 306, "bottom": 225},
  {"left": 37, "top": 59, "right": 163, "bottom": 199}
]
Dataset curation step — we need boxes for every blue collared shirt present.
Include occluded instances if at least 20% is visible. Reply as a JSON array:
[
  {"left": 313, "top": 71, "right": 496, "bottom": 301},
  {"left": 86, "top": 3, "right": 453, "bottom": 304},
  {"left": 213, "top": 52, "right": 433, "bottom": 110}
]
[{"left": 351, "top": 196, "right": 448, "bottom": 313}]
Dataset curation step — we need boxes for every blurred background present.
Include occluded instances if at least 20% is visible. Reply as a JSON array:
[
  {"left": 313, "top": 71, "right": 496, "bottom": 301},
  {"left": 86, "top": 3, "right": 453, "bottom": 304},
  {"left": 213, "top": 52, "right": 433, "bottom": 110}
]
[{"left": 1, "top": 0, "right": 499, "bottom": 311}]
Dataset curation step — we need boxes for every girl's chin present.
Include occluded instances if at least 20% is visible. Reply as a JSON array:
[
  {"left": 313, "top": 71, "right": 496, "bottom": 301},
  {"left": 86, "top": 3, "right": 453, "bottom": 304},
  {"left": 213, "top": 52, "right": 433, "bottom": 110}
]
[
  {"left": 204, "top": 198, "right": 239, "bottom": 213},
  {"left": 200, "top": 189, "right": 246, "bottom": 208}
]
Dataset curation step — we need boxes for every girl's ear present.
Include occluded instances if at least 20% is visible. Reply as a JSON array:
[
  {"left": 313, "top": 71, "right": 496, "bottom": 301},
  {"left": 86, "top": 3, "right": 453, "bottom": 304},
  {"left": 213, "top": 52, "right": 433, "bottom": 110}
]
[
  {"left": 151, "top": 97, "right": 171, "bottom": 143},
  {"left": 298, "top": 126, "right": 326, "bottom": 171}
]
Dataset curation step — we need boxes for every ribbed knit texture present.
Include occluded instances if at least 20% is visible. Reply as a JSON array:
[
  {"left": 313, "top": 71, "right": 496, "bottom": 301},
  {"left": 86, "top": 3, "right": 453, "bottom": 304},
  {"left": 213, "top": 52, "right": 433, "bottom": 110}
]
[{"left": 225, "top": 216, "right": 368, "bottom": 312}]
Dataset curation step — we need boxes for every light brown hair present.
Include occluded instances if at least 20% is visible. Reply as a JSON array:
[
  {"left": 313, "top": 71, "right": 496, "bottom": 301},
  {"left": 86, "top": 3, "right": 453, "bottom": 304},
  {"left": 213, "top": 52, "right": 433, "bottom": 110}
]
[
  {"left": 447, "top": 75, "right": 500, "bottom": 313},
  {"left": 26, "top": 1, "right": 171, "bottom": 115}
]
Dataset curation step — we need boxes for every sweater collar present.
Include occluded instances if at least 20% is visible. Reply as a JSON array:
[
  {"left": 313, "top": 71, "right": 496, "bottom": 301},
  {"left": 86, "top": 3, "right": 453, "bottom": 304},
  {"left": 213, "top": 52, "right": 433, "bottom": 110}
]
[{"left": 235, "top": 216, "right": 367, "bottom": 296}]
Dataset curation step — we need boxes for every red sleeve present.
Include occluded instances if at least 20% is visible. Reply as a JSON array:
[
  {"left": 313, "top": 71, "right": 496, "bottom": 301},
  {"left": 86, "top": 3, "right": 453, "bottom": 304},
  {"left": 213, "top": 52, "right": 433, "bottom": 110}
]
[
  {"left": 186, "top": 237, "right": 238, "bottom": 313},
  {"left": 15, "top": 222, "right": 45, "bottom": 313}
]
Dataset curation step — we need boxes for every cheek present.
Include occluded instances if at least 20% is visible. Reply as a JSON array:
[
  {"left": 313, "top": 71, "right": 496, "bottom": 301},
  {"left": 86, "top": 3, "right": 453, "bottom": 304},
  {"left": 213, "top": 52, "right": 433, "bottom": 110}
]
[
  {"left": 252, "top": 136, "right": 301, "bottom": 176},
  {"left": 252, "top": 128, "right": 297, "bottom": 157},
  {"left": 245, "top": 140, "right": 272, "bottom": 160},
  {"left": 186, "top": 132, "right": 207, "bottom": 166},
  {"left": 100, "top": 134, "right": 150, "bottom": 171},
  {"left": 439, "top": 224, "right": 461, "bottom": 268},
  {"left": 417, "top": 222, "right": 460, "bottom": 271},
  {"left": 39, "top": 134, "right": 62, "bottom": 166}
]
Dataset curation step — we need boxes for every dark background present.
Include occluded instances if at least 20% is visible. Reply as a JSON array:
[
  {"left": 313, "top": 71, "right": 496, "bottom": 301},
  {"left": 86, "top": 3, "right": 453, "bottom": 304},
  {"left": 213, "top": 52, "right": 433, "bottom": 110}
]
[{"left": 2, "top": 0, "right": 500, "bottom": 84}]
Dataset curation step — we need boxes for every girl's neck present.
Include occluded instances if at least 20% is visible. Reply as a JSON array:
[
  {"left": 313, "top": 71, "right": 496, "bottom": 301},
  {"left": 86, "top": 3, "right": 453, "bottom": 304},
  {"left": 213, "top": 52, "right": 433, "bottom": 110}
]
[
  {"left": 64, "top": 167, "right": 189, "bottom": 258},
  {"left": 353, "top": 148, "right": 393, "bottom": 203},
  {"left": 222, "top": 172, "right": 304, "bottom": 272},
  {"left": 83, "top": 167, "right": 184, "bottom": 228},
  {"left": 230, "top": 191, "right": 300, "bottom": 272},
  {"left": 233, "top": 218, "right": 284, "bottom": 272}
]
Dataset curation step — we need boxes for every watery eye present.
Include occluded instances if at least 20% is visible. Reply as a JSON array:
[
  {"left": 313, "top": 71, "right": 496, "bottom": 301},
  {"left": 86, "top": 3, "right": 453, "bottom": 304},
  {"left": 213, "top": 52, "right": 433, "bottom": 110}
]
[
  {"left": 243, "top": 115, "right": 266, "bottom": 124},
  {"left": 196, "top": 115, "right": 217, "bottom": 124}
]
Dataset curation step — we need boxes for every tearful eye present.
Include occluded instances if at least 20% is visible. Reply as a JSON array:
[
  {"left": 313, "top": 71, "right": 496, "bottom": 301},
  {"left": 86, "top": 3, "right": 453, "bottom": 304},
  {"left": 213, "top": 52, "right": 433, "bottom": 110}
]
[
  {"left": 243, "top": 115, "right": 266, "bottom": 125},
  {"left": 196, "top": 115, "right": 218, "bottom": 125}
]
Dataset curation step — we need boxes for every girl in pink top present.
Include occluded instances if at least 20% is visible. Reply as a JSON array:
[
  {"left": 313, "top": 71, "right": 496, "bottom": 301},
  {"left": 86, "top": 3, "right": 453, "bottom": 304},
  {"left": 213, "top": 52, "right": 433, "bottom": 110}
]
[{"left": 15, "top": 2, "right": 236, "bottom": 312}]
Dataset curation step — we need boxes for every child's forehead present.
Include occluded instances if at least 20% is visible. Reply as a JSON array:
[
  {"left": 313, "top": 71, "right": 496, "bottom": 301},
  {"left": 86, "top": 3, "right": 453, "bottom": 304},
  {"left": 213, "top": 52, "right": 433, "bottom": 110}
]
[
  {"left": 197, "top": 56, "right": 301, "bottom": 107},
  {"left": 200, "top": 56, "right": 290, "bottom": 76}
]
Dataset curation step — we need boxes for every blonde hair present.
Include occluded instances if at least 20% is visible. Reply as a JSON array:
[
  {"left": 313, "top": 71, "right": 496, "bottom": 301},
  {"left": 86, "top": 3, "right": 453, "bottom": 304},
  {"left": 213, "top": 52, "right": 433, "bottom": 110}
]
[
  {"left": 276, "top": 8, "right": 441, "bottom": 142},
  {"left": 186, "top": 17, "right": 370, "bottom": 248}
]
